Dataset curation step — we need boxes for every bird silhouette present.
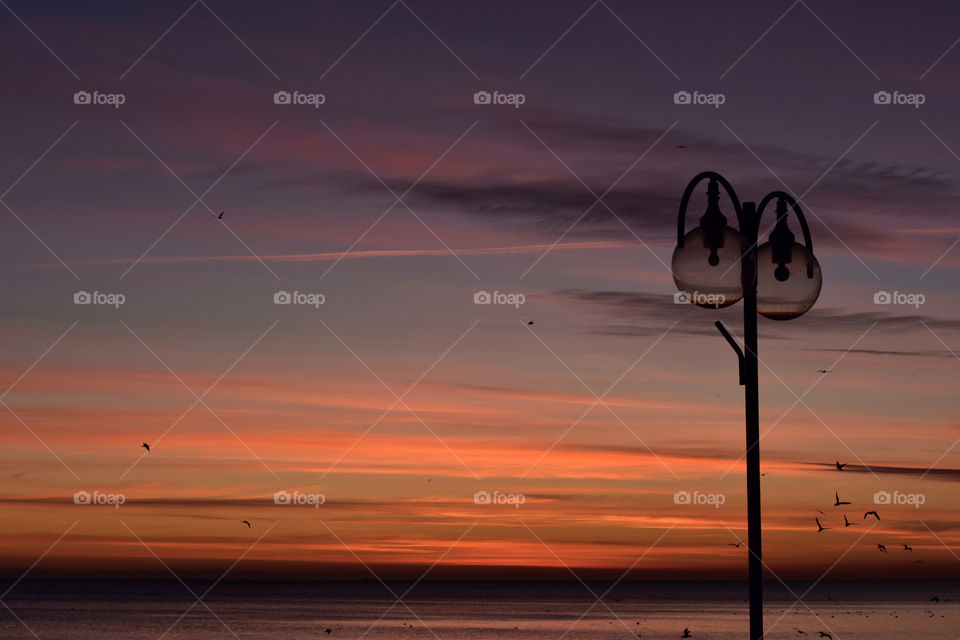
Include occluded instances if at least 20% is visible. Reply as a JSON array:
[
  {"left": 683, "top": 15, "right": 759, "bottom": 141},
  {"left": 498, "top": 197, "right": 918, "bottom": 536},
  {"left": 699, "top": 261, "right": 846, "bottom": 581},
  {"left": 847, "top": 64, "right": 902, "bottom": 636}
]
[
  {"left": 834, "top": 490, "right": 851, "bottom": 506},
  {"left": 324, "top": 629, "right": 331, "bottom": 635},
  {"left": 217, "top": 210, "right": 224, "bottom": 219},
  {"left": 843, "top": 515, "right": 855, "bottom": 527},
  {"left": 930, "top": 596, "right": 939, "bottom": 603},
  {"left": 141, "top": 442, "right": 150, "bottom": 452},
  {"left": 864, "top": 511, "right": 880, "bottom": 521},
  {"left": 835, "top": 461, "right": 846, "bottom": 471},
  {"left": 903, "top": 544, "right": 913, "bottom": 551},
  {"left": 682, "top": 628, "right": 691, "bottom": 638},
  {"left": 816, "top": 517, "right": 830, "bottom": 532},
  {"left": 241, "top": 520, "right": 251, "bottom": 528},
  {"left": 675, "top": 145, "right": 687, "bottom": 149},
  {"left": 728, "top": 541, "right": 744, "bottom": 548},
  {"left": 794, "top": 629, "right": 808, "bottom": 636},
  {"left": 877, "top": 543, "right": 887, "bottom": 552},
  {"left": 817, "top": 370, "right": 832, "bottom": 374},
  {"left": 818, "top": 633, "right": 832, "bottom": 639},
  {"left": 527, "top": 321, "right": 534, "bottom": 325}
]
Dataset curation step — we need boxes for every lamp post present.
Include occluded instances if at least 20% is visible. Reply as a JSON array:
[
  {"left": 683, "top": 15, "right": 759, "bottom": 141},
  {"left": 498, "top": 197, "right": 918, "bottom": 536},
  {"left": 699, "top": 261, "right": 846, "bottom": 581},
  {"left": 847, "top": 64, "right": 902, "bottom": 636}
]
[{"left": 671, "top": 171, "right": 822, "bottom": 640}]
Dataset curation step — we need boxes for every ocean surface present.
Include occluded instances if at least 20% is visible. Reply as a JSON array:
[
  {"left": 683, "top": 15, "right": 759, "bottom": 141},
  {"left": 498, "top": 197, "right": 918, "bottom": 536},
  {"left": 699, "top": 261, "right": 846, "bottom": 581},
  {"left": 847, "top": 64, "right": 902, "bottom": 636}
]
[{"left": 0, "top": 580, "right": 956, "bottom": 639}]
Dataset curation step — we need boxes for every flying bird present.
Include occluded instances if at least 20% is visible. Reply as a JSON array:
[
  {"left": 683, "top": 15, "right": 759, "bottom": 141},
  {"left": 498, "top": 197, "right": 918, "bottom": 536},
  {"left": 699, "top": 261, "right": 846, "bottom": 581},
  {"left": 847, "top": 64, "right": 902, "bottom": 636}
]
[
  {"left": 675, "top": 145, "right": 687, "bottom": 149},
  {"left": 835, "top": 461, "right": 846, "bottom": 471},
  {"left": 816, "top": 517, "right": 830, "bottom": 532},
  {"left": 834, "top": 490, "right": 850, "bottom": 506},
  {"left": 903, "top": 544, "right": 913, "bottom": 551},
  {"left": 217, "top": 210, "right": 224, "bottom": 219},
  {"left": 728, "top": 541, "right": 744, "bottom": 548},
  {"left": 527, "top": 321, "right": 534, "bottom": 325},
  {"left": 818, "top": 633, "right": 832, "bottom": 639},
  {"left": 324, "top": 629, "right": 332, "bottom": 635},
  {"left": 864, "top": 511, "right": 880, "bottom": 521},
  {"left": 817, "top": 369, "right": 832, "bottom": 374},
  {"left": 794, "top": 629, "right": 808, "bottom": 636},
  {"left": 877, "top": 544, "right": 887, "bottom": 552},
  {"left": 843, "top": 515, "right": 855, "bottom": 527},
  {"left": 141, "top": 442, "right": 150, "bottom": 452},
  {"left": 682, "top": 629, "right": 691, "bottom": 638},
  {"left": 241, "top": 520, "right": 251, "bottom": 528}
]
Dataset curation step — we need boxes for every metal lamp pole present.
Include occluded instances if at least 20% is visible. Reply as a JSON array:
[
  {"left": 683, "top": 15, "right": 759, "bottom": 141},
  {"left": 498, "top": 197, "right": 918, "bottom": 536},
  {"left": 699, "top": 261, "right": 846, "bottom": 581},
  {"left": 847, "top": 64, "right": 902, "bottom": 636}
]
[{"left": 674, "top": 173, "right": 822, "bottom": 640}]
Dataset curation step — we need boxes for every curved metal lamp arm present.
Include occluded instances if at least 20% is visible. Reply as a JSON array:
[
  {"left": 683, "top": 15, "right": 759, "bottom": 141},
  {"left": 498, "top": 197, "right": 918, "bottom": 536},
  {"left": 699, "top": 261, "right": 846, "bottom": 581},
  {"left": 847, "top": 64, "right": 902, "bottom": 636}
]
[
  {"left": 756, "top": 191, "right": 815, "bottom": 277},
  {"left": 676, "top": 171, "right": 744, "bottom": 247}
]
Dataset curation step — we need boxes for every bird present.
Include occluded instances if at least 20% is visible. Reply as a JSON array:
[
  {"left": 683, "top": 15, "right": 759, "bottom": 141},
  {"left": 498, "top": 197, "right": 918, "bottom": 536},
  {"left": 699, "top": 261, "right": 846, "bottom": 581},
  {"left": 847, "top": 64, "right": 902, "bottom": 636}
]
[
  {"left": 527, "top": 321, "right": 534, "bottom": 325},
  {"left": 835, "top": 461, "right": 846, "bottom": 471},
  {"left": 324, "top": 630, "right": 331, "bottom": 635},
  {"left": 877, "top": 544, "right": 887, "bottom": 552},
  {"left": 843, "top": 515, "right": 855, "bottom": 527},
  {"left": 217, "top": 210, "right": 224, "bottom": 219},
  {"left": 818, "top": 633, "right": 832, "bottom": 639},
  {"left": 816, "top": 517, "right": 830, "bottom": 532},
  {"left": 834, "top": 490, "right": 851, "bottom": 506},
  {"left": 241, "top": 520, "right": 251, "bottom": 528},
  {"left": 682, "top": 628, "right": 691, "bottom": 638},
  {"left": 675, "top": 145, "right": 687, "bottom": 149},
  {"left": 141, "top": 442, "right": 150, "bottom": 452},
  {"left": 728, "top": 541, "right": 744, "bottom": 548},
  {"left": 903, "top": 544, "right": 913, "bottom": 551},
  {"left": 794, "top": 629, "right": 808, "bottom": 636},
  {"left": 930, "top": 596, "right": 939, "bottom": 603},
  {"left": 817, "top": 369, "right": 832, "bottom": 374},
  {"left": 864, "top": 511, "right": 880, "bottom": 521},
  {"left": 817, "top": 510, "right": 826, "bottom": 515}
]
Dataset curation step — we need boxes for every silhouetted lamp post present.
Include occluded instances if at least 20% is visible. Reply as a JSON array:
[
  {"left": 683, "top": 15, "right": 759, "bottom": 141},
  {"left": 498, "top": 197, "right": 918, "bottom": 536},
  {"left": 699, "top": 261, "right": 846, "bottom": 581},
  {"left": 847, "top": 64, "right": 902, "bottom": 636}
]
[{"left": 672, "top": 171, "right": 821, "bottom": 640}]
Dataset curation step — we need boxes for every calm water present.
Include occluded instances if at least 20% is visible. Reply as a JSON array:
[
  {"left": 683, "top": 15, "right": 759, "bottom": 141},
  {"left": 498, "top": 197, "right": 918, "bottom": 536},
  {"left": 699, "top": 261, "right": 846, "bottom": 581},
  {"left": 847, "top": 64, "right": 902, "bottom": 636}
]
[{"left": 0, "top": 580, "right": 955, "bottom": 639}]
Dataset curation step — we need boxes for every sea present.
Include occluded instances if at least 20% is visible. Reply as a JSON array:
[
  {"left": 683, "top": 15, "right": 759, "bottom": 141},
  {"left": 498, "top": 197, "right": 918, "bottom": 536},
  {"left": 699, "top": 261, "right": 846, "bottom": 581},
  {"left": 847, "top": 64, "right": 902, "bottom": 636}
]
[{"left": 0, "top": 580, "right": 955, "bottom": 639}]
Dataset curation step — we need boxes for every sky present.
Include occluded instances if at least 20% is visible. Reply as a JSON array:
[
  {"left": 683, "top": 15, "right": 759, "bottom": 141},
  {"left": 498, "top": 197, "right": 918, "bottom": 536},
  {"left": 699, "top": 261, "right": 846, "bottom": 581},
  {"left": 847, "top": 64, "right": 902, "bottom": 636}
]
[{"left": 1, "top": 0, "right": 960, "bottom": 582}]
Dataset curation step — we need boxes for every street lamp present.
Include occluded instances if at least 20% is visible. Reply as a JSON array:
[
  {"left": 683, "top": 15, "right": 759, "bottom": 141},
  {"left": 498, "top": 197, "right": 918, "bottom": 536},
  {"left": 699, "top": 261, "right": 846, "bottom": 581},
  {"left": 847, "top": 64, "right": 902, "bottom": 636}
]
[{"left": 671, "top": 171, "right": 821, "bottom": 640}]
